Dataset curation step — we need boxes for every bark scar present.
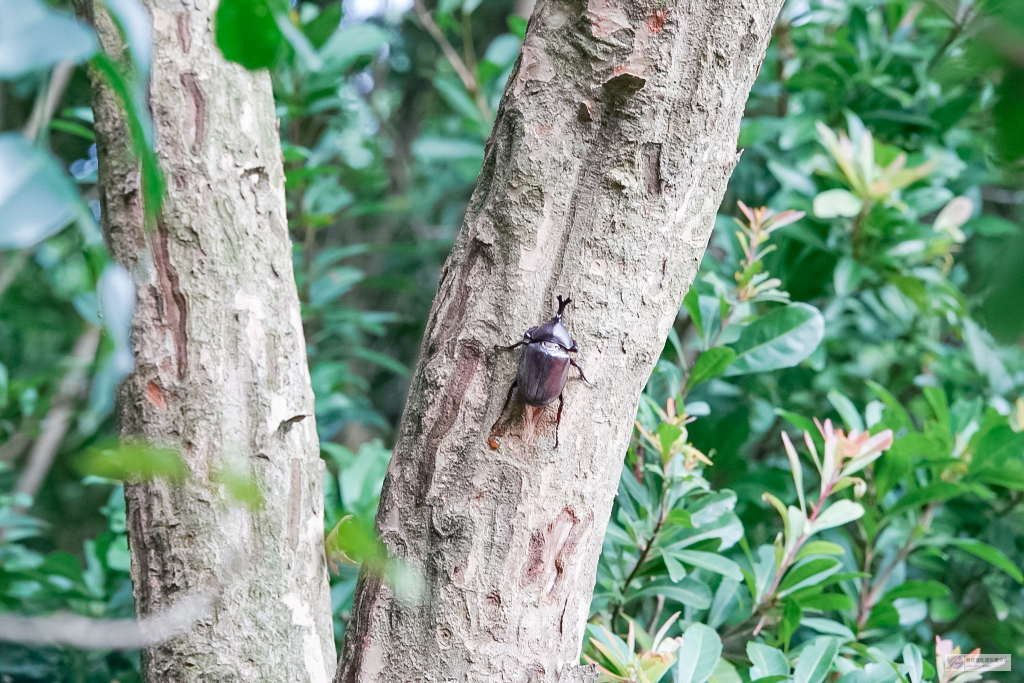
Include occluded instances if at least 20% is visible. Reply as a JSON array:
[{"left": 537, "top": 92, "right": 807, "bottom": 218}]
[
  {"left": 520, "top": 508, "right": 586, "bottom": 601},
  {"left": 176, "top": 13, "right": 191, "bottom": 54},
  {"left": 287, "top": 459, "right": 302, "bottom": 551},
  {"left": 153, "top": 220, "right": 189, "bottom": 381},
  {"left": 416, "top": 341, "right": 483, "bottom": 505},
  {"left": 643, "top": 143, "right": 662, "bottom": 195},
  {"left": 179, "top": 73, "right": 205, "bottom": 156}
]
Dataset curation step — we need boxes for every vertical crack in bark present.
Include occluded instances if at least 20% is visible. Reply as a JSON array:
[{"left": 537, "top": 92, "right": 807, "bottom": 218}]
[
  {"left": 342, "top": 572, "right": 383, "bottom": 683},
  {"left": 153, "top": 220, "right": 189, "bottom": 381},
  {"left": 179, "top": 73, "right": 205, "bottom": 156},
  {"left": 549, "top": 89, "right": 632, "bottom": 301},
  {"left": 427, "top": 245, "right": 485, "bottom": 356},
  {"left": 416, "top": 342, "right": 483, "bottom": 506},
  {"left": 288, "top": 458, "right": 303, "bottom": 551},
  {"left": 176, "top": 12, "right": 191, "bottom": 54},
  {"left": 643, "top": 142, "right": 662, "bottom": 195},
  {"left": 125, "top": 484, "right": 154, "bottom": 613}
]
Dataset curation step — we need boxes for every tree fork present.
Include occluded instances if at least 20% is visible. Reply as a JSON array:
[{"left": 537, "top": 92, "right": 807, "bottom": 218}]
[
  {"left": 339, "top": 1, "right": 784, "bottom": 681},
  {"left": 77, "top": 1, "right": 335, "bottom": 680}
]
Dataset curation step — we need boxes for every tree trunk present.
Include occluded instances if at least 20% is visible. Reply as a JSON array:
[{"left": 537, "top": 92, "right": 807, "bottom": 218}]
[
  {"left": 339, "top": 1, "right": 782, "bottom": 681},
  {"left": 80, "top": 1, "right": 335, "bottom": 681}
]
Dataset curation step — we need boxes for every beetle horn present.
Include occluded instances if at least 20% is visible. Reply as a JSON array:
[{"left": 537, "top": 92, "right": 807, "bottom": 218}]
[{"left": 555, "top": 295, "right": 572, "bottom": 318}]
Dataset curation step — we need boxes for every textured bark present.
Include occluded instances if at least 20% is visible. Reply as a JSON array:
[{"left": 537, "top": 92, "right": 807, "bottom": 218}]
[
  {"left": 339, "top": 1, "right": 782, "bottom": 681},
  {"left": 80, "top": 1, "right": 335, "bottom": 681}
]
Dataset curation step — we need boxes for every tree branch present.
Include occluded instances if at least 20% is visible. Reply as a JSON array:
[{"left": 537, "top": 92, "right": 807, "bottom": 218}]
[{"left": 13, "top": 325, "right": 101, "bottom": 509}]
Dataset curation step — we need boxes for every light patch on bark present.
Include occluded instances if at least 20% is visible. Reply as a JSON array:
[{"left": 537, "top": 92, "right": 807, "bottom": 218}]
[
  {"left": 587, "top": 0, "right": 631, "bottom": 38},
  {"left": 515, "top": 42, "right": 555, "bottom": 96},
  {"left": 519, "top": 192, "right": 553, "bottom": 270}
]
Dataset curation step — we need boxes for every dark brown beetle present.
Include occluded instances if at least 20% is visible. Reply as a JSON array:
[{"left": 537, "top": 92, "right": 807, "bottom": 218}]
[{"left": 489, "top": 296, "right": 594, "bottom": 448}]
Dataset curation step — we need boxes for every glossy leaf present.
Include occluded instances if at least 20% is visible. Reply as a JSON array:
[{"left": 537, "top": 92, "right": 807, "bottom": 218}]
[
  {"left": 813, "top": 189, "right": 863, "bottom": 218},
  {"left": 725, "top": 303, "right": 824, "bottom": 376},
  {"left": 215, "top": 0, "right": 287, "bottom": 69},
  {"left": 946, "top": 539, "right": 1024, "bottom": 583},
  {"left": 792, "top": 637, "right": 840, "bottom": 683},
  {"left": 674, "top": 623, "right": 722, "bottom": 683},
  {"left": 747, "top": 643, "right": 788, "bottom": 679},
  {"left": 686, "top": 348, "right": 736, "bottom": 391},
  {"left": 0, "top": 0, "right": 95, "bottom": 77},
  {"left": 0, "top": 134, "right": 83, "bottom": 249}
]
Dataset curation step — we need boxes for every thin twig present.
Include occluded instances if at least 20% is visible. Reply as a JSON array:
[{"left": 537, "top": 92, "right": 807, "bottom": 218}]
[
  {"left": 413, "top": 0, "right": 477, "bottom": 92},
  {"left": 0, "top": 592, "right": 212, "bottom": 650},
  {"left": 13, "top": 325, "right": 102, "bottom": 508},
  {"left": 412, "top": 0, "right": 490, "bottom": 119},
  {"left": 23, "top": 60, "right": 75, "bottom": 141}
]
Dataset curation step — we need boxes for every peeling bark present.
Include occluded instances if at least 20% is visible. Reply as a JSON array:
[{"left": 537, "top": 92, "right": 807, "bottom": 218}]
[
  {"left": 339, "top": 0, "right": 783, "bottom": 681},
  {"left": 78, "top": 1, "right": 334, "bottom": 680}
]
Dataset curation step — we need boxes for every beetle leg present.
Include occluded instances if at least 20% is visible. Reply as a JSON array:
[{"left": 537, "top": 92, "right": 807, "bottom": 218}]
[
  {"left": 489, "top": 380, "right": 518, "bottom": 445},
  {"left": 502, "top": 341, "right": 527, "bottom": 351},
  {"left": 555, "top": 393, "right": 564, "bottom": 449},
  {"left": 570, "top": 358, "right": 597, "bottom": 387}
]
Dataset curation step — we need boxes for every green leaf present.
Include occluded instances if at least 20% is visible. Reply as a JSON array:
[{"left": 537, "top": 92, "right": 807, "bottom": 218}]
[
  {"left": 779, "top": 558, "right": 842, "bottom": 596},
  {"left": 883, "top": 482, "right": 966, "bottom": 521},
  {"left": 795, "top": 540, "right": 846, "bottom": 561},
  {"left": 90, "top": 53, "right": 164, "bottom": 222},
  {"left": 902, "top": 644, "right": 923, "bottom": 683},
  {"left": 792, "top": 637, "right": 840, "bottom": 683},
  {"left": 878, "top": 580, "right": 949, "bottom": 603},
  {"left": 0, "top": 0, "right": 96, "bottom": 78},
  {"left": 708, "top": 658, "right": 742, "bottom": 683},
  {"left": 796, "top": 593, "right": 855, "bottom": 611},
  {"left": 627, "top": 577, "right": 712, "bottom": 609},
  {"left": 665, "top": 508, "right": 693, "bottom": 528},
  {"left": 657, "top": 422, "right": 683, "bottom": 459},
  {"left": 747, "top": 642, "right": 789, "bottom": 679},
  {"left": 309, "top": 267, "right": 364, "bottom": 307},
  {"left": 302, "top": 3, "right": 341, "bottom": 48},
  {"left": 433, "top": 77, "right": 485, "bottom": 124},
  {"left": 663, "top": 553, "right": 688, "bottom": 583},
  {"left": 776, "top": 409, "right": 818, "bottom": 436},
  {"left": 813, "top": 189, "right": 863, "bottom": 218},
  {"left": 507, "top": 15, "right": 528, "bottom": 40},
  {"left": 674, "top": 550, "right": 743, "bottom": 581},
  {"left": 686, "top": 348, "right": 736, "bottom": 391},
  {"left": 827, "top": 390, "right": 864, "bottom": 433},
  {"left": 683, "top": 288, "right": 704, "bottom": 340},
  {"left": 0, "top": 133, "right": 84, "bottom": 249},
  {"left": 215, "top": 0, "right": 287, "bottom": 69},
  {"left": 674, "top": 623, "right": 722, "bottom": 683},
  {"left": 809, "top": 500, "right": 864, "bottom": 534},
  {"left": 77, "top": 441, "right": 188, "bottom": 483},
  {"left": 865, "top": 380, "right": 912, "bottom": 432},
  {"left": 799, "top": 618, "right": 856, "bottom": 641},
  {"left": 946, "top": 539, "right": 1024, "bottom": 583},
  {"left": 707, "top": 578, "right": 741, "bottom": 629},
  {"left": 319, "top": 23, "right": 387, "bottom": 71},
  {"left": 923, "top": 386, "right": 950, "bottom": 436},
  {"left": 725, "top": 303, "right": 824, "bottom": 376}
]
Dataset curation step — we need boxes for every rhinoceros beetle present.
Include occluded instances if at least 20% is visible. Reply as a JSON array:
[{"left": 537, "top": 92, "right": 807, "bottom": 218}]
[{"left": 488, "top": 295, "right": 595, "bottom": 448}]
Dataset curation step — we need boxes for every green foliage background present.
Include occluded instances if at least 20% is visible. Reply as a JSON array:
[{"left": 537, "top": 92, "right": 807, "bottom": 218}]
[{"left": 1, "top": 0, "right": 1023, "bottom": 681}]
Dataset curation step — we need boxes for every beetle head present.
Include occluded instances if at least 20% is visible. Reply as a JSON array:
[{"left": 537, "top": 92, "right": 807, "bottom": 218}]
[{"left": 524, "top": 295, "right": 576, "bottom": 351}]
